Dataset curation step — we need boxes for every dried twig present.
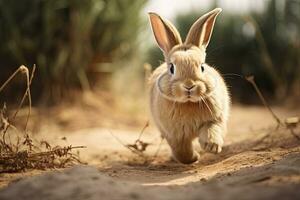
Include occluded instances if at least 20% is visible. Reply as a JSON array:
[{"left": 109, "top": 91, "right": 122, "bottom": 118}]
[
  {"left": 0, "top": 66, "right": 27, "bottom": 93},
  {"left": 109, "top": 121, "right": 151, "bottom": 157},
  {"left": 13, "top": 64, "right": 36, "bottom": 122},
  {"left": 137, "top": 121, "right": 149, "bottom": 141},
  {"left": 109, "top": 121, "right": 165, "bottom": 165},
  {"left": 109, "top": 130, "right": 144, "bottom": 157},
  {"left": 0, "top": 145, "right": 86, "bottom": 172},
  {"left": 0, "top": 65, "right": 85, "bottom": 173},
  {"left": 0, "top": 65, "right": 33, "bottom": 135},
  {"left": 246, "top": 75, "right": 281, "bottom": 127}
]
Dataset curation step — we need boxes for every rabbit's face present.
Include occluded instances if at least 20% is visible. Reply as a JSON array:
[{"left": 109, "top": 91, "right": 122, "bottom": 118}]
[
  {"left": 158, "top": 46, "right": 217, "bottom": 103},
  {"left": 149, "top": 8, "right": 222, "bottom": 103}
]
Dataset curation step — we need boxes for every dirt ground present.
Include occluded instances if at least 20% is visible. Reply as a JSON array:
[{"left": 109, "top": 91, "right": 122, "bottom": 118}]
[{"left": 0, "top": 104, "right": 300, "bottom": 200}]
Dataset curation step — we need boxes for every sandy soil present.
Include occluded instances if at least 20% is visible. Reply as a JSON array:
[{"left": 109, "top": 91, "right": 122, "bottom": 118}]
[{"left": 0, "top": 105, "right": 300, "bottom": 199}]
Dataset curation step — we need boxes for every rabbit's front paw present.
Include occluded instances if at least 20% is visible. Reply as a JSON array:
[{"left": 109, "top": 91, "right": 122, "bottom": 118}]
[
  {"left": 203, "top": 141, "right": 222, "bottom": 153},
  {"left": 199, "top": 125, "right": 224, "bottom": 154}
]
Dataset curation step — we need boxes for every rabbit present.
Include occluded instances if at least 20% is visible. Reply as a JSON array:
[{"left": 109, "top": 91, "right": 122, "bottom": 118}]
[{"left": 148, "top": 8, "right": 230, "bottom": 164}]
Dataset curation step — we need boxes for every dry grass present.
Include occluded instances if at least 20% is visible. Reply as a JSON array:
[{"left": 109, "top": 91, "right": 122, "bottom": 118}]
[
  {"left": 246, "top": 75, "right": 300, "bottom": 140},
  {"left": 109, "top": 120, "right": 164, "bottom": 165},
  {"left": 0, "top": 65, "right": 85, "bottom": 173}
]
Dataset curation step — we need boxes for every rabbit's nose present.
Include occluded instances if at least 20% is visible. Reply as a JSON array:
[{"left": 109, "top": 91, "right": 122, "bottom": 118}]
[
  {"left": 183, "top": 79, "right": 196, "bottom": 91},
  {"left": 183, "top": 85, "right": 195, "bottom": 90}
]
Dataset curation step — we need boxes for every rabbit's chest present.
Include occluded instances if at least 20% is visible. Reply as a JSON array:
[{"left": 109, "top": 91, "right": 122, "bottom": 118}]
[{"left": 156, "top": 100, "right": 217, "bottom": 138}]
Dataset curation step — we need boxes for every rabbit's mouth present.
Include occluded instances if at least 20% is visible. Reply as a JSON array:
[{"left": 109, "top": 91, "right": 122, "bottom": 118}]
[
  {"left": 157, "top": 85, "right": 209, "bottom": 103},
  {"left": 182, "top": 94, "right": 204, "bottom": 103},
  {"left": 183, "top": 91, "right": 198, "bottom": 102},
  {"left": 173, "top": 88, "right": 206, "bottom": 102}
]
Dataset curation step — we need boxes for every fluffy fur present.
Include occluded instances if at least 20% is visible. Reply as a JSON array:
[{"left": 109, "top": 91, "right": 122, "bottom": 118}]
[{"left": 148, "top": 8, "right": 230, "bottom": 164}]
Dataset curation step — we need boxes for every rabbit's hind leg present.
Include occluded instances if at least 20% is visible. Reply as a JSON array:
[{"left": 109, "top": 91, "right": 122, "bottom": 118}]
[{"left": 167, "top": 138, "right": 199, "bottom": 164}]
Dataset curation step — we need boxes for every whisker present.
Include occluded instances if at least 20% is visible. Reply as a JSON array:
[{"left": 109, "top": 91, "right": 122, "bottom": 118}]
[
  {"left": 222, "top": 73, "right": 245, "bottom": 79},
  {"left": 223, "top": 77, "right": 238, "bottom": 80},
  {"left": 198, "top": 98, "right": 203, "bottom": 111},
  {"left": 172, "top": 100, "right": 176, "bottom": 111},
  {"left": 199, "top": 96, "right": 213, "bottom": 118}
]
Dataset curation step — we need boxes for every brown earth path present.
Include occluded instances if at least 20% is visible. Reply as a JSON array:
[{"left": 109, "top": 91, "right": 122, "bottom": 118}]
[{"left": 0, "top": 105, "right": 300, "bottom": 200}]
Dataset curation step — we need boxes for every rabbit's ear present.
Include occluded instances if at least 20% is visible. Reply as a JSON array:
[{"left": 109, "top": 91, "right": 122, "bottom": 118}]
[
  {"left": 185, "top": 8, "right": 222, "bottom": 48},
  {"left": 149, "top": 12, "right": 182, "bottom": 54}
]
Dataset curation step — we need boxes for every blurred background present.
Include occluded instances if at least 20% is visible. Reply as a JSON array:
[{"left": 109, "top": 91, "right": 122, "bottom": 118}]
[{"left": 0, "top": 0, "right": 299, "bottom": 124}]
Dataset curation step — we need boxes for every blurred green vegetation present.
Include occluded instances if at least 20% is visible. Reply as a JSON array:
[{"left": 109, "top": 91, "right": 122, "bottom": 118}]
[
  {"left": 1, "top": 0, "right": 299, "bottom": 105},
  {"left": 0, "top": 0, "right": 147, "bottom": 103},
  {"left": 147, "top": 0, "right": 300, "bottom": 103}
]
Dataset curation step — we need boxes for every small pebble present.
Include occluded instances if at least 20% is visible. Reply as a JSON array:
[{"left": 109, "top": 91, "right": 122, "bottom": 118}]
[{"left": 200, "top": 177, "right": 207, "bottom": 182}]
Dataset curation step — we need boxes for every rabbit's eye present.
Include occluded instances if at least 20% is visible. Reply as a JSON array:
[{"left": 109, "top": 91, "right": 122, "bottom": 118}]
[
  {"left": 169, "top": 63, "right": 175, "bottom": 75},
  {"left": 201, "top": 64, "right": 205, "bottom": 72}
]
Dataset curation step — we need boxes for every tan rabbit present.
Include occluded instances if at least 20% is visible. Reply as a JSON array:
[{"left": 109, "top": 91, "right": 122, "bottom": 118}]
[{"left": 148, "top": 8, "right": 230, "bottom": 164}]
